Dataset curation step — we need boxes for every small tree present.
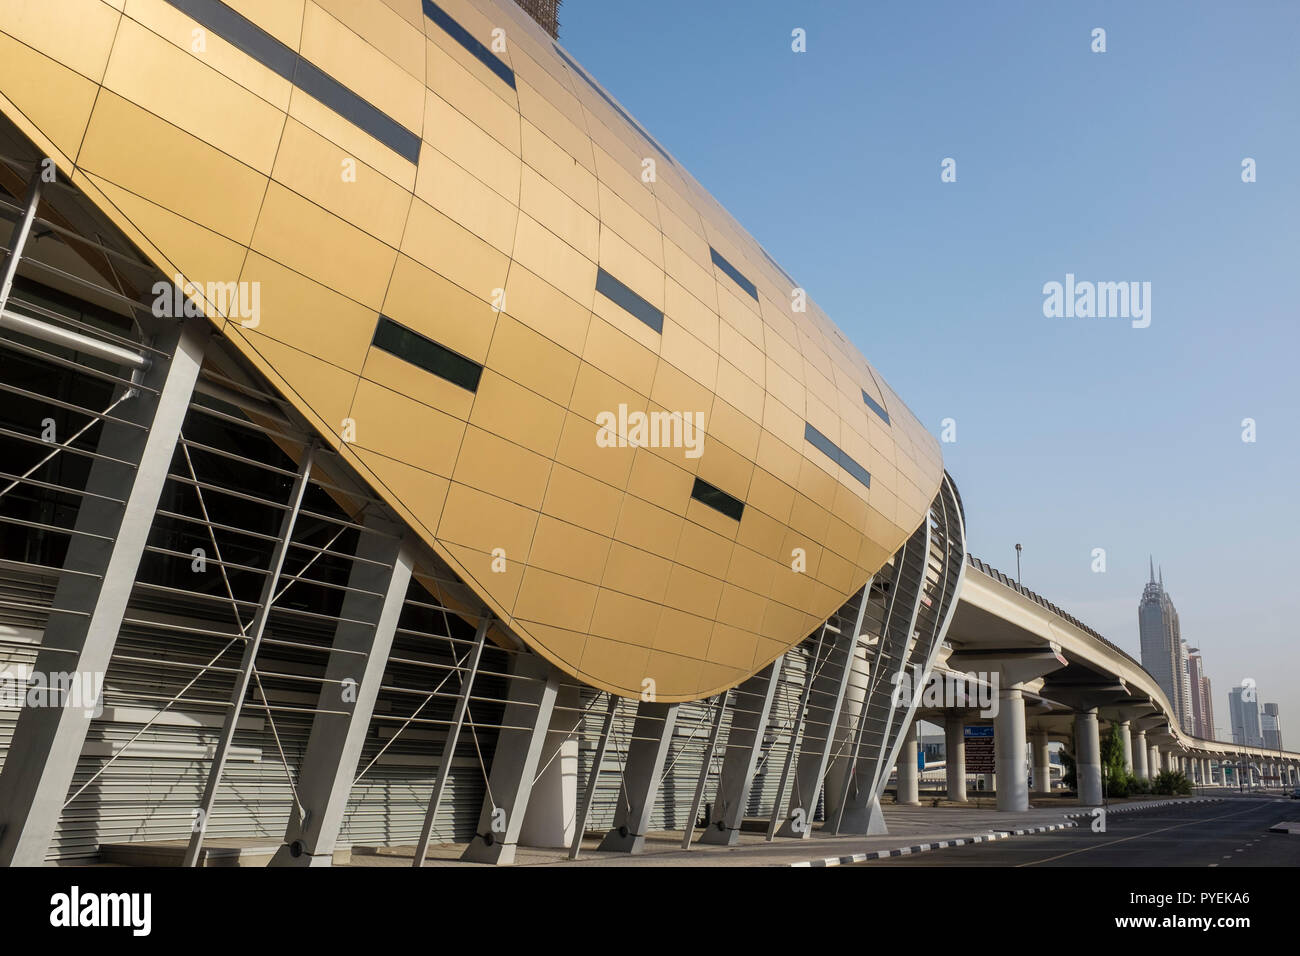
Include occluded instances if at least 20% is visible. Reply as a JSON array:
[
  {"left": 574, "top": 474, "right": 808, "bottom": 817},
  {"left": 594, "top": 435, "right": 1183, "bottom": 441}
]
[
  {"left": 1102, "top": 726, "right": 1130, "bottom": 797},
  {"left": 1060, "top": 748, "right": 1077, "bottom": 791}
]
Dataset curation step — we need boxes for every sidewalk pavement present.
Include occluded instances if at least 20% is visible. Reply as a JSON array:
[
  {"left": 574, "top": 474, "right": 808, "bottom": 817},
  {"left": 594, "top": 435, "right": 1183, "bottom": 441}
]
[{"left": 348, "top": 795, "right": 1225, "bottom": 868}]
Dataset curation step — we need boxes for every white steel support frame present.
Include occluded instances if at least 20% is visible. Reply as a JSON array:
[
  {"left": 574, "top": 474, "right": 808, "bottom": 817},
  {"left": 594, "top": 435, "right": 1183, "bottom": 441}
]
[
  {"left": 828, "top": 532, "right": 923, "bottom": 834},
  {"left": 569, "top": 693, "right": 619, "bottom": 860},
  {"left": 460, "top": 653, "right": 559, "bottom": 865},
  {"left": 831, "top": 475, "right": 966, "bottom": 835},
  {"left": 0, "top": 313, "right": 209, "bottom": 865},
  {"left": 183, "top": 443, "right": 316, "bottom": 867},
  {"left": 773, "top": 584, "right": 869, "bottom": 839},
  {"left": 0, "top": 173, "right": 41, "bottom": 314},
  {"left": 681, "top": 691, "right": 728, "bottom": 850},
  {"left": 765, "top": 625, "right": 828, "bottom": 840},
  {"left": 270, "top": 521, "right": 415, "bottom": 867},
  {"left": 701, "top": 660, "right": 783, "bottom": 846},
  {"left": 869, "top": 478, "right": 967, "bottom": 815},
  {"left": 597, "top": 699, "right": 680, "bottom": 854},
  {"left": 832, "top": 524, "right": 933, "bottom": 832},
  {"left": 412, "top": 609, "right": 492, "bottom": 867}
]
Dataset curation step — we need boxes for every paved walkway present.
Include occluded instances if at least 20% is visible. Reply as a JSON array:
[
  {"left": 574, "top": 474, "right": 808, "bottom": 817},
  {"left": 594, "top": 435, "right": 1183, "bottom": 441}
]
[{"left": 348, "top": 795, "right": 1226, "bottom": 867}]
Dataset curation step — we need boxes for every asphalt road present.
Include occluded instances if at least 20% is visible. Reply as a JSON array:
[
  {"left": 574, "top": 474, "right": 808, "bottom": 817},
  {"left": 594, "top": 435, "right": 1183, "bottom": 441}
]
[{"left": 856, "top": 796, "right": 1300, "bottom": 866}]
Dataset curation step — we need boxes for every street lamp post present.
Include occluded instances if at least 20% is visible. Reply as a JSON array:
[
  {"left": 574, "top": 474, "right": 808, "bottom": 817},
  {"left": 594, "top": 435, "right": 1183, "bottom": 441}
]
[{"left": 1015, "top": 543, "right": 1022, "bottom": 586}]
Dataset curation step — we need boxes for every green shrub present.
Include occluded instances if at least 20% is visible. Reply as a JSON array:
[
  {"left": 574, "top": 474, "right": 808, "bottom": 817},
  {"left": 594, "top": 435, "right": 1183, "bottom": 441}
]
[{"left": 1152, "top": 770, "right": 1193, "bottom": 796}]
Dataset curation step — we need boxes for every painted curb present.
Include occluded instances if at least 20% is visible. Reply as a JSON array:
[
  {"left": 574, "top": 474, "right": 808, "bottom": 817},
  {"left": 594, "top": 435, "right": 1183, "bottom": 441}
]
[{"left": 790, "top": 822, "right": 1078, "bottom": 868}]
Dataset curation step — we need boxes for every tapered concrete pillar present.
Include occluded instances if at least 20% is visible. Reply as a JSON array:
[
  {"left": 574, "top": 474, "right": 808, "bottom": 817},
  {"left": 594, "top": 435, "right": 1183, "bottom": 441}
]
[
  {"left": 0, "top": 317, "right": 209, "bottom": 866},
  {"left": 1132, "top": 729, "right": 1148, "bottom": 779},
  {"left": 1149, "top": 743, "right": 1161, "bottom": 778},
  {"left": 702, "top": 661, "right": 782, "bottom": 845},
  {"left": 272, "top": 524, "right": 414, "bottom": 866},
  {"left": 520, "top": 683, "right": 581, "bottom": 849},
  {"left": 1202, "top": 758, "right": 1210, "bottom": 786},
  {"left": 461, "top": 654, "right": 560, "bottom": 864},
  {"left": 1032, "top": 730, "right": 1052, "bottom": 794},
  {"left": 996, "top": 687, "right": 1028, "bottom": 811},
  {"left": 945, "top": 718, "right": 967, "bottom": 802},
  {"left": 597, "top": 699, "right": 678, "bottom": 853},
  {"left": 1117, "top": 720, "right": 1133, "bottom": 774},
  {"left": 1074, "top": 710, "right": 1102, "bottom": 806},
  {"left": 896, "top": 719, "right": 920, "bottom": 805}
]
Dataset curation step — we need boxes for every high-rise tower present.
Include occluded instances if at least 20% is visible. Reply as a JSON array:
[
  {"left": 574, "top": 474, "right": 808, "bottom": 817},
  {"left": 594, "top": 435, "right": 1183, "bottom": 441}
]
[{"left": 1138, "top": 559, "right": 1190, "bottom": 731}]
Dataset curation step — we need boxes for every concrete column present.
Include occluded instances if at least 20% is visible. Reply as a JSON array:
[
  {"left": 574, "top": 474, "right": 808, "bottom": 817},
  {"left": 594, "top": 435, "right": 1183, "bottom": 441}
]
[
  {"left": 1032, "top": 730, "right": 1052, "bottom": 795},
  {"left": 1117, "top": 720, "right": 1133, "bottom": 774},
  {"left": 520, "top": 683, "right": 581, "bottom": 849},
  {"left": 272, "top": 525, "right": 414, "bottom": 866},
  {"left": 996, "top": 686, "right": 1028, "bottom": 811},
  {"left": 597, "top": 699, "right": 678, "bottom": 853},
  {"left": 1149, "top": 743, "right": 1161, "bottom": 778},
  {"left": 896, "top": 719, "right": 919, "bottom": 805},
  {"left": 0, "top": 317, "right": 208, "bottom": 866},
  {"left": 461, "top": 654, "right": 560, "bottom": 864},
  {"left": 702, "top": 660, "right": 782, "bottom": 845},
  {"left": 1074, "top": 710, "right": 1103, "bottom": 806},
  {"left": 1132, "top": 729, "right": 1148, "bottom": 779},
  {"left": 945, "top": 718, "right": 967, "bottom": 802}
]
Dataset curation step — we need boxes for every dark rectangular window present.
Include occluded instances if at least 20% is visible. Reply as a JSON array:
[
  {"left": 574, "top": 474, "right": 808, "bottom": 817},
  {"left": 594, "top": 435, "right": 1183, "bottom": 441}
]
[
  {"left": 372, "top": 316, "right": 482, "bottom": 392},
  {"left": 595, "top": 268, "right": 663, "bottom": 334},
  {"left": 691, "top": 477, "right": 744, "bottom": 522},
  {"left": 164, "top": 0, "right": 421, "bottom": 164},
  {"left": 861, "top": 390, "right": 891, "bottom": 425},
  {"left": 293, "top": 60, "right": 422, "bottom": 164},
  {"left": 423, "top": 0, "right": 516, "bottom": 89},
  {"left": 709, "top": 247, "right": 758, "bottom": 301},
  {"left": 804, "top": 422, "right": 871, "bottom": 490},
  {"left": 553, "top": 44, "right": 674, "bottom": 167}
]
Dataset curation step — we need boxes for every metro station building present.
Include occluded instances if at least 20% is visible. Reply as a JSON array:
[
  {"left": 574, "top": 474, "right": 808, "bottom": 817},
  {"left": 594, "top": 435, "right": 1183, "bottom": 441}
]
[{"left": 4, "top": 0, "right": 1285, "bottom": 868}]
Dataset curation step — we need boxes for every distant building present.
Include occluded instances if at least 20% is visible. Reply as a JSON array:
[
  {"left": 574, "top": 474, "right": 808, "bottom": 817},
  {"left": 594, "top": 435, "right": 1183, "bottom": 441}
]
[
  {"left": 1178, "top": 640, "right": 1194, "bottom": 730},
  {"left": 1187, "top": 649, "right": 1214, "bottom": 740},
  {"left": 1139, "top": 560, "right": 1191, "bottom": 731},
  {"left": 1229, "top": 686, "right": 1263, "bottom": 747},
  {"left": 1262, "top": 703, "right": 1283, "bottom": 750}
]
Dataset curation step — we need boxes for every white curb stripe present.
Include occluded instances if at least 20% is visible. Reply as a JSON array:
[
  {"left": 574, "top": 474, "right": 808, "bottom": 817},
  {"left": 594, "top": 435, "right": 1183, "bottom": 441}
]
[{"left": 794, "top": 821, "right": 1079, "bottom": 867}]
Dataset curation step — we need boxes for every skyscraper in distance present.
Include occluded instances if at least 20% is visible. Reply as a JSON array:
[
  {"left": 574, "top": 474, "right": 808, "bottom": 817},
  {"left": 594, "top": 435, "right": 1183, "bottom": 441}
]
[
  {"left": 1187, "top": 649, "right": 1214, "bottom": 739},
  {"left": 1139, "top": 559, "right": 1190, "bottom": 731},
  {"left": 1262, "top": 703, "right": 1283, "bottom": 750},
  {"left": 1229, "top": 686, "right": 1264, "bottom": 747}
]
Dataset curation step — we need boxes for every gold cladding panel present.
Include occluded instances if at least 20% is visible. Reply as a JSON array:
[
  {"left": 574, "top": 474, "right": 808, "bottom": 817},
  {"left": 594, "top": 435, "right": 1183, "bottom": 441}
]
[{"left": 0, "top": 0, "right": 944, "bottom": 702}]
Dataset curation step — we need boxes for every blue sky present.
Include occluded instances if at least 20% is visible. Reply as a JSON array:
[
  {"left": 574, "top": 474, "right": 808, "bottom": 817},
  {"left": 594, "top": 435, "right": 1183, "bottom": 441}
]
[{"left": 562, "top": 0, "right": 1300, "bottom": 745}]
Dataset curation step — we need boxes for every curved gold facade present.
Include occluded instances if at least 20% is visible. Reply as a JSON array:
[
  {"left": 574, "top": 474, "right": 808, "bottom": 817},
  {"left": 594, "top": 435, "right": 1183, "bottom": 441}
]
[{"left": 0, "top": 0, "right": 943, "bottom": 701}]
